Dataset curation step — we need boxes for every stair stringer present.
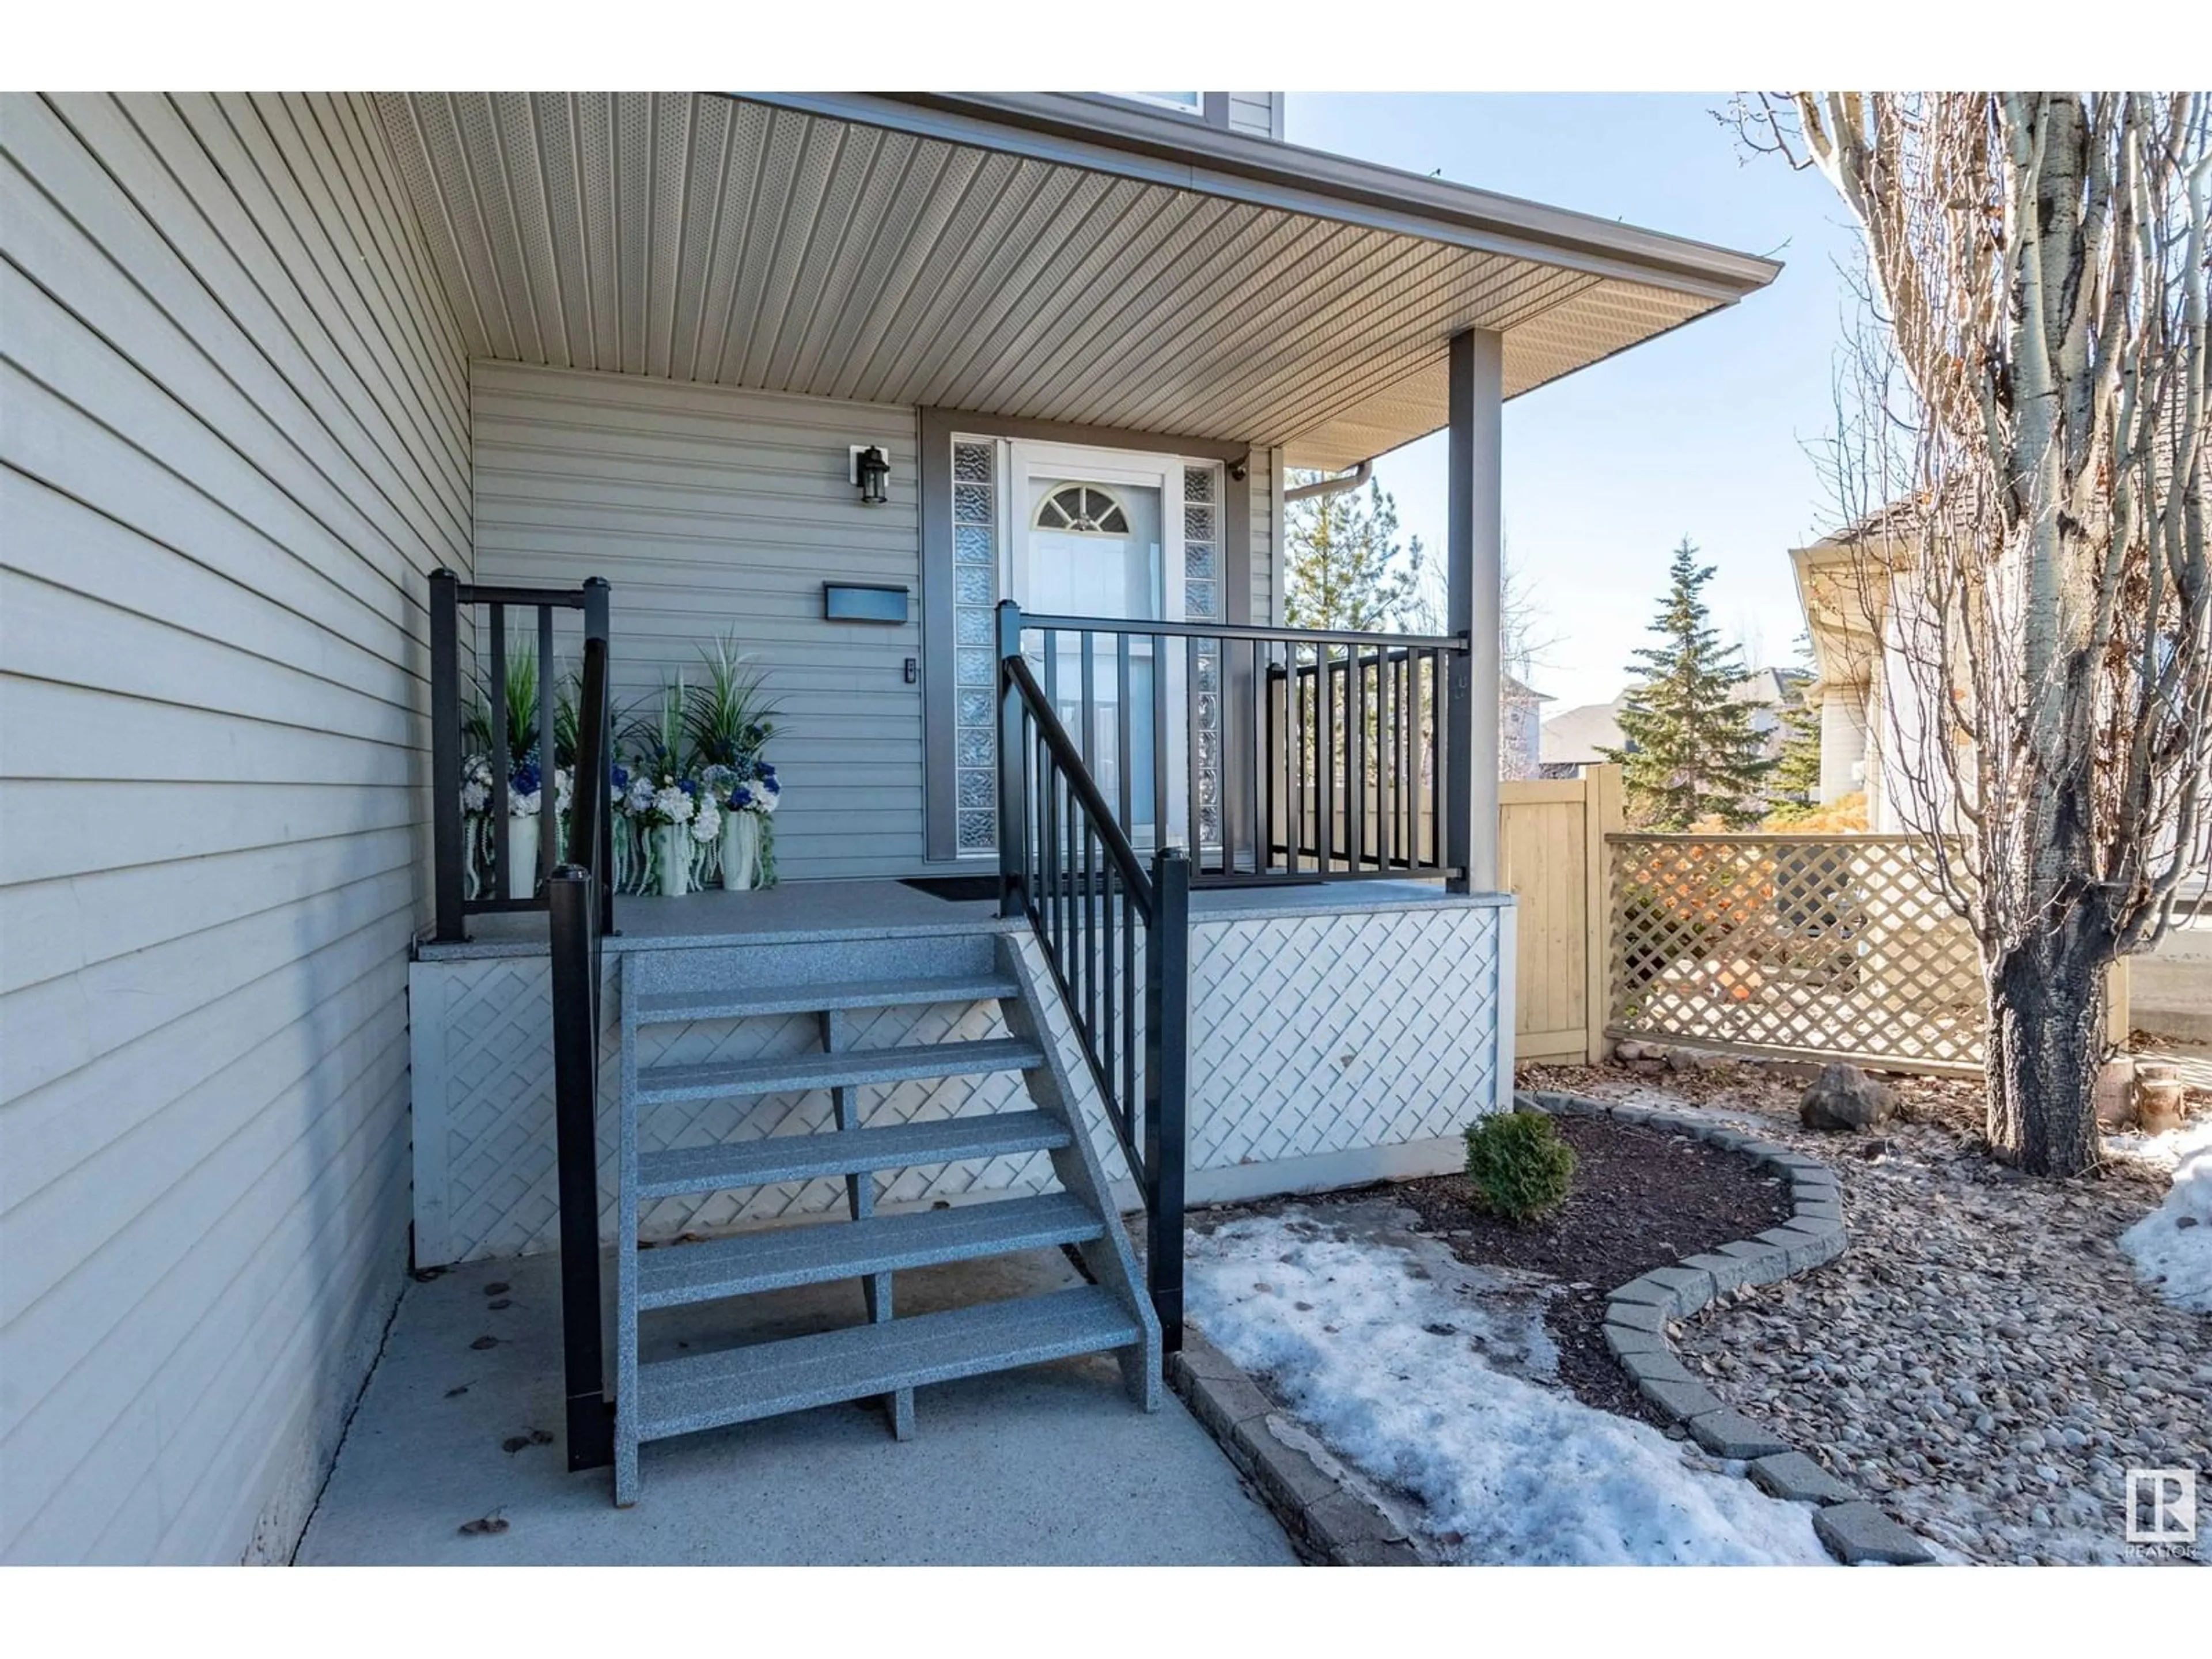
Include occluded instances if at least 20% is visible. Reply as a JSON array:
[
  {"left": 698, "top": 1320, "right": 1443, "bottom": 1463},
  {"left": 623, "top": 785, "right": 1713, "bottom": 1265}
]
[{"left": 993, "top": 935, "right": 1161, "bottom": 1411}]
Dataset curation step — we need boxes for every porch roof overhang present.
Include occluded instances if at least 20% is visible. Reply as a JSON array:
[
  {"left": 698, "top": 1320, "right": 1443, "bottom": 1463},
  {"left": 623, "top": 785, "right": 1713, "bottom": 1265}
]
[{"left": 376, "top": 92, "right": 1781, "bottom": 470}]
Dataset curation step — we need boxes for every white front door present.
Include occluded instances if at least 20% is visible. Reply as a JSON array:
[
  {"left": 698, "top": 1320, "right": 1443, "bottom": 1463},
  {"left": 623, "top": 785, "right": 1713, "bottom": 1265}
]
[{"left": 1006, "top": 442, "right": 1188, "bottom": 849}]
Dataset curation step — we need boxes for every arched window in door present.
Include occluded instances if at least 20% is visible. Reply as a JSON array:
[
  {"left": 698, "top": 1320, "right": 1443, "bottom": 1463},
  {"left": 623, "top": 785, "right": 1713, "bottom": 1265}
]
[{"left": 1033, "top": 483, "right": 1131, "bottom": 535}]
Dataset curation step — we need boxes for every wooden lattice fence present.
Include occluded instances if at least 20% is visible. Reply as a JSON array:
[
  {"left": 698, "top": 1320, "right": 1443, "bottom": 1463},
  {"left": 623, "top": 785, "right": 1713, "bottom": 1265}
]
[{"left": 1606, "top": 834, "right": 1987, "bottom": 1075}]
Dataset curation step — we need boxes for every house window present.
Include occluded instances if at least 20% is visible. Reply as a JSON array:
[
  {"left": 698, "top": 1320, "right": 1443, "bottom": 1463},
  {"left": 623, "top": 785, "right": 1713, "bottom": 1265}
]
[
  {"left": 951, "top": 437, "right": 1001, "bottom": 855},
  {"left": 1110, "top": 92, "right": 1203, "bottom": 116}
]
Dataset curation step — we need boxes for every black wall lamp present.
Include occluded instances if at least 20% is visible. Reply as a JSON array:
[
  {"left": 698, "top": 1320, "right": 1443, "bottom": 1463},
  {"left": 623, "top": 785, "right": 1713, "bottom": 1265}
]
[{"left": 849, "top": 444, "right": 890, "bottom": 506}]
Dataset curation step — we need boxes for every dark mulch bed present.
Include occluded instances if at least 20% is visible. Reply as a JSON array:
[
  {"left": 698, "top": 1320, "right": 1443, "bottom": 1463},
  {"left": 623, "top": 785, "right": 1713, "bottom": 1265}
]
[{"left": 1397, "top": 1116, "right": 1793, "bottom": 1428}]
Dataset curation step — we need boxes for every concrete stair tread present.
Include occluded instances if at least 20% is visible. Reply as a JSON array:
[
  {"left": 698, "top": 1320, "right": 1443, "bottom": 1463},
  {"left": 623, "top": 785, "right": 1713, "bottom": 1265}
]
[
  {"left": 636, "top": 1192, "right": 1104, "bottom": 1309},
  {"left": 637, "top": 1110, "right": 1073, "bottom": 1198},
  {"left": 635, "top": 1285, "right": 1143, "bottom": 1442},
  {"left": 635, "top": 1037, "right": 1044, "bottom": 1104},
  {"left": 631, "top": 972, "right": 1020, "bottom": 1026}
]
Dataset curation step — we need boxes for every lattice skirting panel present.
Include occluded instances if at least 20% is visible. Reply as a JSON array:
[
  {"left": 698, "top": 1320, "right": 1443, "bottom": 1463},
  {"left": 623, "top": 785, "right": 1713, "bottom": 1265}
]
[
  {"left": 408, "top": 901, "right": 1512, "bottom": 1266},
  {"left": 1608, "top": 834, "right": 1986, "bottom": 1074},
  {"left": 1186, "top": 903, "right": 1507, "bottom": 1171}
]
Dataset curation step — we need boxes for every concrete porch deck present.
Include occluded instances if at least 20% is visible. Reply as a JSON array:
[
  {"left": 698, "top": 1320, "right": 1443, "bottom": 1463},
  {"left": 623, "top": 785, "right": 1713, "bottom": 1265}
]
[{"left": 296, "top": 1248, "right": 1296, "bottom": 1566}]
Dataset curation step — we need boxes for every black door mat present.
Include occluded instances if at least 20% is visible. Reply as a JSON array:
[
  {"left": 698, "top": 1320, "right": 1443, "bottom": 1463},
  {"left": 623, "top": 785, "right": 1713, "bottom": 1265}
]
[{"left": 899, "top": 876, "right": 1002, "bottom": 902}]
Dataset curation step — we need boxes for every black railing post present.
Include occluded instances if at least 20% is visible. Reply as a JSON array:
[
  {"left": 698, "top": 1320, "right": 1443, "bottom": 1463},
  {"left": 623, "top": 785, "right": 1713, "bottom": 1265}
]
[
  {"left": 488, "top": 607, "right": 511, "bottom": 895},
  {"left": 997, "top": 600, "right": 1027, "bottom": 919},
  {"left": 429, "top": 569, "right": 467, "bottom": 941},
  {"left": 1143, "top": 846, "right": 1189, "bottom": 1352},
  {"left": 547, "top": 865, "right": 612, "bottom": 1471},
  {"left": 536, "top": 604, "right": 557, "bottom": 896},
  {"left": 1444, "top": 641, "right": 1471, "bottom": 888},
  {"left": 582, "top": 578, "right": 615, "bottom": 936}
]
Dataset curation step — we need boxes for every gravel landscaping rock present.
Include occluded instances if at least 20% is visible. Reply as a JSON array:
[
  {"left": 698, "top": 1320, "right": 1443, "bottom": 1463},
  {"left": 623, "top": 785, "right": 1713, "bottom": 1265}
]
[
  {"left": 1524, "top": 1060, "right": 2212, "bottom": 1567},
  {"left": 1800, "top": 1063, "right": 1898, "bottom": 1132}
]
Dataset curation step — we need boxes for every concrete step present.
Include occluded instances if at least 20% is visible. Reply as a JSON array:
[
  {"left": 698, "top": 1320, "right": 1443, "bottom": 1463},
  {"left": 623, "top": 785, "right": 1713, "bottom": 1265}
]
[
  {"left": 636, "top": 1193, "right": 1104, "bottom": 1309},
  {"left": 637, "top": 1109, "right": 1073, "bottom": 1199},
  {"left": 635, "top": 1037, "right": 1044, "bottom": 1105},
  {"left": 631, "top": 972, "right": 1021, "bottom": 1027},
  {"left": 635, "top": 1286, "right": 1142, "bottom": 1442}
]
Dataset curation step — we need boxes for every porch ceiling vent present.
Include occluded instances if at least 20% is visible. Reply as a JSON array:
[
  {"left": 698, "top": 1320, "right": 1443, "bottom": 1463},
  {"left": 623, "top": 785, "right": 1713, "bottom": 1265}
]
[{"left": 1035, "top": 483, "right": 1130, "bottom": 535}]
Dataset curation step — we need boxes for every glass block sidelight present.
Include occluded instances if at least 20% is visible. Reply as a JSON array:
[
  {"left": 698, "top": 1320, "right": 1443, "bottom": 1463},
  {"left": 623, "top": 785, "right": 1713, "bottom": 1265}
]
[
  {"left": 1183, "top": 461, "right": 1225, "bottom": 849},
  {"left": 951, "top": 438, "right": 1000, "bottom": 854}
]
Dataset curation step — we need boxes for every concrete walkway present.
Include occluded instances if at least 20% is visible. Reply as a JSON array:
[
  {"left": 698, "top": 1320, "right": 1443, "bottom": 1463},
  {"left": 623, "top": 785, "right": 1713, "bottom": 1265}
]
[{"left": 297, "top": 1248, "right": 1295, "bottom": 1566}]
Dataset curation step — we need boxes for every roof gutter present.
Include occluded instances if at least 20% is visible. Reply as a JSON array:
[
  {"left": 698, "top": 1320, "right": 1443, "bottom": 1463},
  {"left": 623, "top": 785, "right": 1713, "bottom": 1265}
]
[
  {"left": 1282, "top": 460, "right": 1373, "bottom": 503},
  {"left": 731, "top": 92, "right": 1784, "bottom": 305}
]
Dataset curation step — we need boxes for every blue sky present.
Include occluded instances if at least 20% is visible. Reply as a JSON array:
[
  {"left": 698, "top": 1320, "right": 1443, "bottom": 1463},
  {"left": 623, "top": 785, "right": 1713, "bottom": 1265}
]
[{"left": 1285, "top": 93, "right": 1866, "bottom": 713}]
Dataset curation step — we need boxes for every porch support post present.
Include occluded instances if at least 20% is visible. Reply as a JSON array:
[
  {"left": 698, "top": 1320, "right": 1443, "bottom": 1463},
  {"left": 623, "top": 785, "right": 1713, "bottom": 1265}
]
[
  {"left": 1446, "top": 327, "right": 1503, "bottom": 893},
  {"left": 429, "top": 569, "right": 466, "bottom": 941}
]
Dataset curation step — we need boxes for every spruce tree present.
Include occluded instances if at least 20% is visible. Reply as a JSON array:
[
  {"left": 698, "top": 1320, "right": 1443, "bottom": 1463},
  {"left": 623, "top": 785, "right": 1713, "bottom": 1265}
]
[
  {"left": 1600, "top": 538, "right": 1774, "bottom": 829},
  {"left": 1764, "top": 632, "right": 1825, "bottom": 823},
  {"left": 1282, "top": 476, "right": 1425, "bottom": 631}
]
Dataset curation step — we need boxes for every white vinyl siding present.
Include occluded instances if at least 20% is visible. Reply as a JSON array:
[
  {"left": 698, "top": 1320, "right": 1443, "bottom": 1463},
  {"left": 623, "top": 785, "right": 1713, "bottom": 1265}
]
[
  {"left": 470, "top": 363, "right": 925, "bottom": 878},
  {"left": 1252, "top": 448, "right": 1282, "bottom": 623},
  {"left": 0, "top": 92, "right": 468, "bottom": 1564},
  {"left": 1819, "top": 684, "right": 1871, "bottom": 805},
  {"left": 1226, "top": 93, "right": 1282, "bottom": 141}
]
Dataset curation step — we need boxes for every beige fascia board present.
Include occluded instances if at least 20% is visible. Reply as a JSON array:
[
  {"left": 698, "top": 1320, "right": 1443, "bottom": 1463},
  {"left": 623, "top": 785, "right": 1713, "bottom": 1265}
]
[{"left": 737, "top": 92, "right": 1785, "bottom": 306}]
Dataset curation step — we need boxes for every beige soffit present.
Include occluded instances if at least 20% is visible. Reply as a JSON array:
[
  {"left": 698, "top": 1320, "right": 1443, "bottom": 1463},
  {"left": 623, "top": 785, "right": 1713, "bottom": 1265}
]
[{"left": 375, "top": 92, "right": 1779, "bottom": 471}]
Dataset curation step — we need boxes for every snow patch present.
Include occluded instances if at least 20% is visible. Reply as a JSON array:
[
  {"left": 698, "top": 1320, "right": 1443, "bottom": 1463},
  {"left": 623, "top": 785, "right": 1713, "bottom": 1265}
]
[
  {"left": 2119, "top": 1120, "right": 2212, "bottom": 1314},
  {"left": 1187, "top": 1209, "right": 1832, "bottom": 1566}
]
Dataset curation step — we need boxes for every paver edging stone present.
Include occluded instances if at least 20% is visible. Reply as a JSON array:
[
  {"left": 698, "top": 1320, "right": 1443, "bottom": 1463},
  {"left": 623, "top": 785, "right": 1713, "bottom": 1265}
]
[
  {"left": 1167, "top": 1328, "right": 1423, "bottom": 1566},
  {"left": 1514, "top": 1089, "right": 1934, "bottom": 1566}
]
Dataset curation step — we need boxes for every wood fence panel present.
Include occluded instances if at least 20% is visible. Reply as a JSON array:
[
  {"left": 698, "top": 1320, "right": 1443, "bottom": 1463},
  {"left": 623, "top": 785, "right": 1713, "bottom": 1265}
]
[{"left": 1500, "top": 766, "right": 1622, "bottom": 1063}]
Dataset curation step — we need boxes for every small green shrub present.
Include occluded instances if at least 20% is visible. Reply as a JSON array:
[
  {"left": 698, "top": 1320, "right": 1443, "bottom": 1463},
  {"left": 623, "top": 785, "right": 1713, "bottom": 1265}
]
[{"left": 1463, "top": 1110, "right": 1577, "bottom": 1224}]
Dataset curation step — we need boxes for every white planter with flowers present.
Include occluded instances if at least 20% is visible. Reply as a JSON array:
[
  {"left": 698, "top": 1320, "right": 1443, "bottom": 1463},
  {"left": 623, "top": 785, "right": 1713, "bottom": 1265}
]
[
  {"left": 630, "top": 774, "right": 719, "bottom": 898},
  {"left": 716, "top": 761, "right": 780, "bottom": 891},
  {"left": 506, "top": 812, "right": 541, "bottom": 900},
  {"left": 502, "top": 759, "right": 560, "bottom": 900}
]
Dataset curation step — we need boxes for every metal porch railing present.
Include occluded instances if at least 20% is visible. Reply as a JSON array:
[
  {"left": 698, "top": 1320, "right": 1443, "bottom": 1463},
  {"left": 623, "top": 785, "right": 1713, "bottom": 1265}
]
[
  {"left": 1005, "top": 604, "right": 1472, "bottom": 888},
  {"left": 427, "top": 569, "right": 613, "bottom": 943}
]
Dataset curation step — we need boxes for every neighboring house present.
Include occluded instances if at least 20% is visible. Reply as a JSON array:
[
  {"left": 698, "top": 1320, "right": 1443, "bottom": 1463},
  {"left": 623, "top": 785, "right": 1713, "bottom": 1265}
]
[
  {"left": 1790, "top": 528, "right": 1896, "bottom": 822},
  {"left": 1501, "top": 674, "right": 1550, "bottom": 781},
  {"left": 1537, "top": 698, "right": 1628, "bottom": 779},
  {"left": 1792, "top": 518, "right": 2211, "bottom": 1036},
  {"left": 0, "top": 90, "right": 1778, "bottom": 1560},
  {"left": 1537, "top": 670, "right": 1804, "bottom": 781}
]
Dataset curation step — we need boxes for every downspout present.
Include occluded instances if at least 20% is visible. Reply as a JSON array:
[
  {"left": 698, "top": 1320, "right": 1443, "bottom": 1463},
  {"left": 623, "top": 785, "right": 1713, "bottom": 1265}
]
[{"left": 1282, "top": 460, "right": 1373, "bottom": 503}]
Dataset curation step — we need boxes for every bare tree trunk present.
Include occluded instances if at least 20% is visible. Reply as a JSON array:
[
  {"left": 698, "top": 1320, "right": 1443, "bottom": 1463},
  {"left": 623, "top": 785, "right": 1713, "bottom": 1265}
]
[{"left": 1983, "top": 923, "right": 2105, "bottom": 1175}]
